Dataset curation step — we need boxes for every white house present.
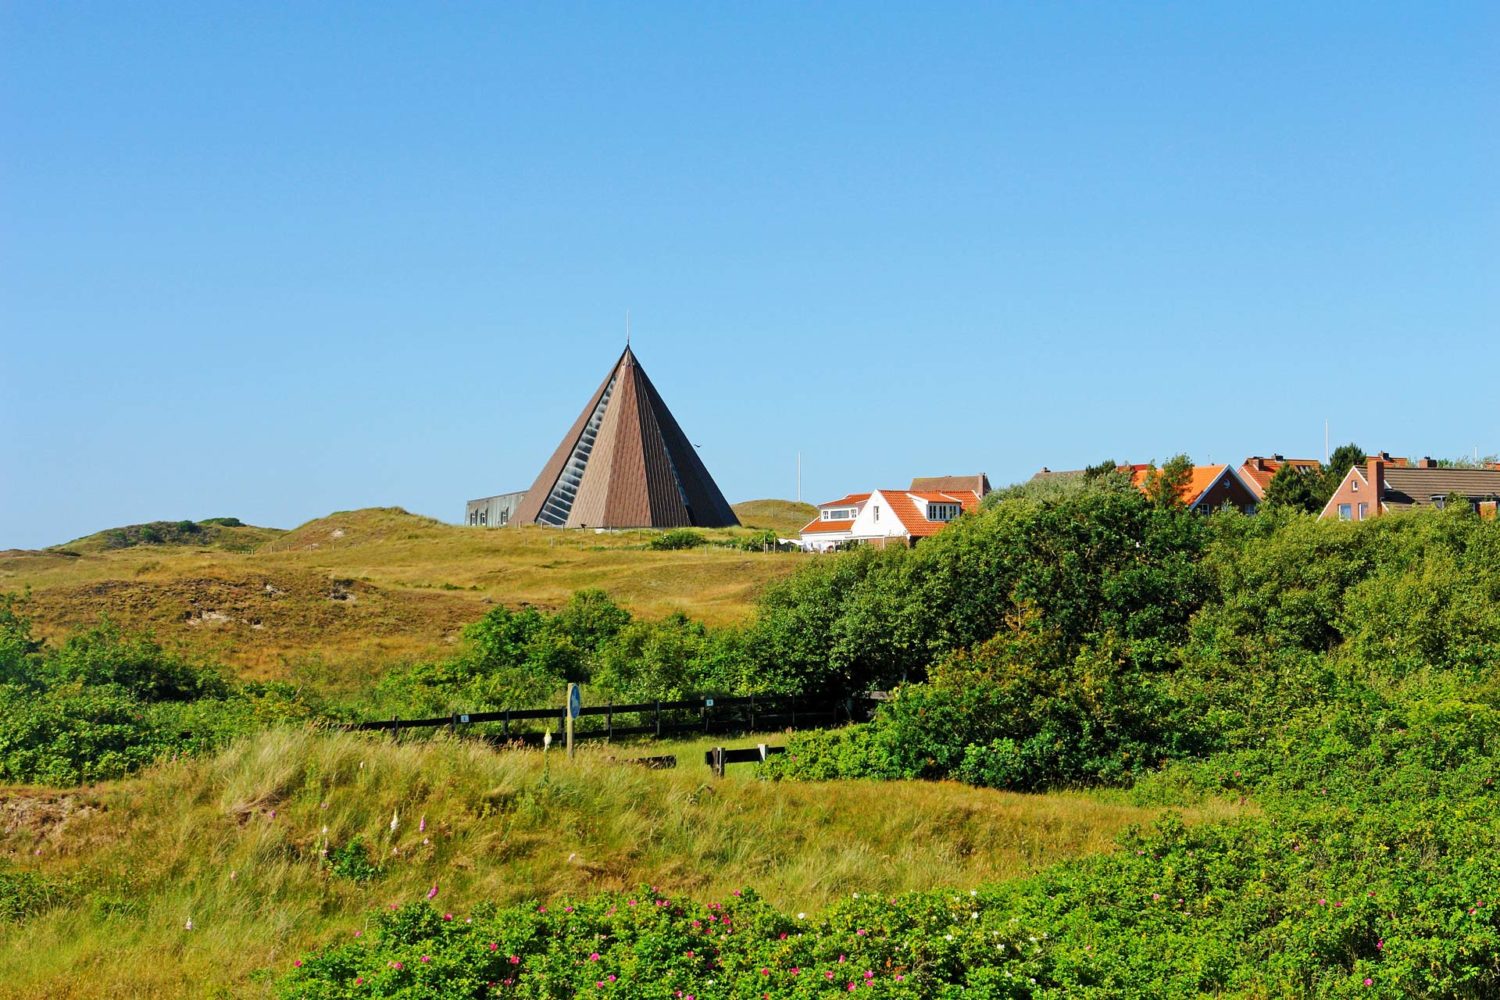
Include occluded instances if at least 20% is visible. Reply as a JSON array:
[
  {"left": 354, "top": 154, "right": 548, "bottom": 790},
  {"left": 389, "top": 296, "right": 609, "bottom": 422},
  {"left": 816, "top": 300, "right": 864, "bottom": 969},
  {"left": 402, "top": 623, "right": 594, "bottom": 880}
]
[{"left": 798, "top": 476, "right": 988, "bottom": 552}]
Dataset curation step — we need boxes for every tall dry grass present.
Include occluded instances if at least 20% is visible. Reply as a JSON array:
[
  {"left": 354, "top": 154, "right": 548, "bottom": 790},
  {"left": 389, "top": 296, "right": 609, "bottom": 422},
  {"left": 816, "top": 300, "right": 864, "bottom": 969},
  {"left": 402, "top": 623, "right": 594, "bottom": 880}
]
[{"left": 0, "top": 728, "right": 1248, "bottom": 998}]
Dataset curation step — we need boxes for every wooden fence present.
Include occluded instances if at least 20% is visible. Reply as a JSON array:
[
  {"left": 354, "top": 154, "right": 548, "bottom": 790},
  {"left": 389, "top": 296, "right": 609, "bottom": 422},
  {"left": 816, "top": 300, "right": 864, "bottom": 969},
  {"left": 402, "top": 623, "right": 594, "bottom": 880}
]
[{"left": 345, "top": 693, "right": 881, "bottom": 747}]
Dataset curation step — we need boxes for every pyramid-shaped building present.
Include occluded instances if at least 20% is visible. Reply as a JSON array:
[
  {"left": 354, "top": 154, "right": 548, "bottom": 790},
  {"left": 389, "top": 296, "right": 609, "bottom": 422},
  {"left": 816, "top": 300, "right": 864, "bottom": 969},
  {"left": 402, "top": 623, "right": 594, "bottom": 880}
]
[{"left": 511, "top": 347, "right": 740, "bottom": 529}]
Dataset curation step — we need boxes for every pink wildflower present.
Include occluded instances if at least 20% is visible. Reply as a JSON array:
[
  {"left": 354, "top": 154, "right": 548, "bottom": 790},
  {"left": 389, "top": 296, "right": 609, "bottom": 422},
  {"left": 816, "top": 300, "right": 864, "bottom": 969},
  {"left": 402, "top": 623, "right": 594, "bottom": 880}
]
[
  {"left": 509, "top": 956, "right": 520, "bottom": 965},
  {"left": 426, "top": 884, "right": 439, "bottom": 900}
]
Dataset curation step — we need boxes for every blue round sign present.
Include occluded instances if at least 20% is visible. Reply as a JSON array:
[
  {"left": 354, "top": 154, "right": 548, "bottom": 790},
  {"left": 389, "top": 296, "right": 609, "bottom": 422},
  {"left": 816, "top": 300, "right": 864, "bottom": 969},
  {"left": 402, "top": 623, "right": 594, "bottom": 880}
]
[{"left": 568, "top": 685, "right": 582, "bottom": 719}]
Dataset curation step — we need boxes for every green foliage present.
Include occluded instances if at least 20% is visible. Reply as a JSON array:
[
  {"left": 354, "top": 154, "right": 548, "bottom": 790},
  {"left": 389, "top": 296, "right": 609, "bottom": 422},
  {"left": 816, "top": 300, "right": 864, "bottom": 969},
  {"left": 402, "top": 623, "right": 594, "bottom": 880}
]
[
  {"left": 100, "top": 520, "right": 205, "bottom": 549},
  {"left": 1263, "top": 460, "right": 1322, "bottom": 513},
  {"left": 45, "top": 620, "right": 231, "bottom": 702},
  {"left": 0, "top": 864, "right": 67, "bottom": 923},
  {"left": 0, "top": 592, "right": 43, "bottom": 686},
  {"left": 734, "top": 528, "right": 780, "bottom": 551},
  {"left": 1141, "top": 453, "right": 1194, "bottom": 508},
  {"left": 325, "top": 837, "right": 382, "bottom": 885},
  {"left": 1320, "top": 442, "right": 1366, "bottom": 505},
  {"left": 645, "top": 528, "right": 707, "bottom": 550},
  {"left": 0, "top": 603, "right": 313, "bottom": 784}
]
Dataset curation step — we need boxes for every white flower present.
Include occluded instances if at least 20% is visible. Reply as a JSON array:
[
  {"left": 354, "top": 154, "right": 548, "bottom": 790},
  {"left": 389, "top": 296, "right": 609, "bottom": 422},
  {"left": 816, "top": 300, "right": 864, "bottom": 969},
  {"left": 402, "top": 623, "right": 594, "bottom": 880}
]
[
  {"left": 390, "top": 810, "right": 399, "bottom": 833},
  {"left": 797, "top": 913, "right": 806, "bottom": 920},
  {"left": 184, "top": 918, "right": 194, "bottom": 931},
  {"left": 944, "top": 934, "right": 954, "bottom": 941},
  {"left": 971, "top": 912, "right": 979, "bottom": 919}
]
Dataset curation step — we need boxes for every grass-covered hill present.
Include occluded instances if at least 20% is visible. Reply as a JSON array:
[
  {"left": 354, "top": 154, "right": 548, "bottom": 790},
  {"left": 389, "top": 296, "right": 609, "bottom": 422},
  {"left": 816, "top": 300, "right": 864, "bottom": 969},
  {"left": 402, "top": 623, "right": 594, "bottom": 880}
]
[
  {"left": 6, "top": 475, "right": 1500, "bottom": 996},
  {"left": 0, "top": 729, "right": 1244, "bottom": 999},
  {"left": 0, "top": 506, "right": 805, "bottom": 679},
  {"left": 54, "top": 517, "right": 287, "bottom": 555},
  {"left": 730, "top": 498, "right": 817, "bottom": 537}
]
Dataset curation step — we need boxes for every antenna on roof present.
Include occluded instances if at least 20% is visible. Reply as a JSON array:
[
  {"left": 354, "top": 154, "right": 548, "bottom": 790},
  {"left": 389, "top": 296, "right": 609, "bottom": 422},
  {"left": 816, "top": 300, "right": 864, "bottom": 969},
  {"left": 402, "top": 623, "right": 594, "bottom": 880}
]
[{"left": 625, "top": 309, "right": 631, "bottom": 348}]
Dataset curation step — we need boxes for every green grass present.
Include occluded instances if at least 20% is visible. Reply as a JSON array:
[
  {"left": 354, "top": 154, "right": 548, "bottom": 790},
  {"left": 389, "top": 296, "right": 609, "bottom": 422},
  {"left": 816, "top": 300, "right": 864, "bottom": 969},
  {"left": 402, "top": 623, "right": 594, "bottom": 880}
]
[
  {"left": 730, "top": 499, "right": 817, "bottom": 537},
  {"left": 0, "top": 507, "right": 807, "bottom": 681},
  {"left": 0, "top": 727, "right": 1247, "bottom": 999}
]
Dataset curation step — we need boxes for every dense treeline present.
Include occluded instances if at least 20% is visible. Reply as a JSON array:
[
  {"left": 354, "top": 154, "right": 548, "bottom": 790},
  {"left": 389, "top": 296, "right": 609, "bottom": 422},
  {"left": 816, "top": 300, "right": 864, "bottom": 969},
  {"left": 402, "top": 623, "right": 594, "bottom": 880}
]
[
  {"left": 4, "top": 473, "right": 1497, "bottom": 787},
  {"left": 769, "top": 474, "right": 1500, "bottom": 788},
  {"left": 280, "top": 482, "right": 1500, "bottom": 998}
]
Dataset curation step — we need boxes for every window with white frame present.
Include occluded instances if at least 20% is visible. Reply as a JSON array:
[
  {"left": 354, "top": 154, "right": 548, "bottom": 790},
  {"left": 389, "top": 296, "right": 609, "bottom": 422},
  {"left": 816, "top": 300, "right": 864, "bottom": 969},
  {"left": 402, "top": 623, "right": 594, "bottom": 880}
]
[
  {"left": 821, "top": 507, "right": 857, "bottom": 521},
  {"left": 1338, "top": 503, "right": 1353, "bottom": 520},
  {"left": 927, "top": 503, "right": 961, "bottom": 521}
]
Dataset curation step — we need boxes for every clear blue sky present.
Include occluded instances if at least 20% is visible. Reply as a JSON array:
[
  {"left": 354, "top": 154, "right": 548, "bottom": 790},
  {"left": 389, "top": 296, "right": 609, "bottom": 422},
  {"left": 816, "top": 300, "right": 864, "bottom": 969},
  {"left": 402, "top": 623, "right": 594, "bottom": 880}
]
[{"left": 3, "top": 3, "right": 1496, "bottom": 549}]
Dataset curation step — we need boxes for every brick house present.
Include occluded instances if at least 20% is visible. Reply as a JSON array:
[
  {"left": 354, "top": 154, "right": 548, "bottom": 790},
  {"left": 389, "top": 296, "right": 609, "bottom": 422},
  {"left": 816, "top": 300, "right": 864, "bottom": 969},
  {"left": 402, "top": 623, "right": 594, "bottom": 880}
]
[
  {"left": 1320, "top": 457, "right": 1500, "bottom": 521},
  {"left": 1124, "top": 464, "right": 1260, "bottom": 513},
  {"left": 1238, "top": 455, "right": 1323, "bottom": 501}
]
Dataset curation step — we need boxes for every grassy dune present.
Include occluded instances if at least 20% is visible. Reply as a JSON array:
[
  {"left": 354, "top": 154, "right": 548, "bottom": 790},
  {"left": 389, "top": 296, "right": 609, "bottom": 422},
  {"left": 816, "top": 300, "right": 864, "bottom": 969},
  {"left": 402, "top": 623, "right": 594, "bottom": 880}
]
[
  {"left": 0, "top": 728, "right": 1247, "bottom": 999},
  {"left": 0, "top": 506, "right": 806, "bottom": 681}
]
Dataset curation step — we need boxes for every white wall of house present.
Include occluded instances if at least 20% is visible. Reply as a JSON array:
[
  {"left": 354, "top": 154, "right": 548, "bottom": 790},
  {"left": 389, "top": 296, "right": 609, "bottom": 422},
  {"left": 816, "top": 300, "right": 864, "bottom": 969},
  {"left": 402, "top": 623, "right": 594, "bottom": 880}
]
[{"left": 845, "top": 490, "right": 913, "bottom": 542}]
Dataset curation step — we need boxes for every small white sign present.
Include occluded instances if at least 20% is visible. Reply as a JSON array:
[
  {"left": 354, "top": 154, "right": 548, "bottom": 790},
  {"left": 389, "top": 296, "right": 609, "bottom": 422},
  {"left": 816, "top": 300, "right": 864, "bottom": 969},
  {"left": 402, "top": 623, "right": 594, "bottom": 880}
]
[
  {"left": 705, "top": 698, "right": 715, "bottom": 708},
  {"left": 459, "top": 714, "right": 470, "bottom": 724}
]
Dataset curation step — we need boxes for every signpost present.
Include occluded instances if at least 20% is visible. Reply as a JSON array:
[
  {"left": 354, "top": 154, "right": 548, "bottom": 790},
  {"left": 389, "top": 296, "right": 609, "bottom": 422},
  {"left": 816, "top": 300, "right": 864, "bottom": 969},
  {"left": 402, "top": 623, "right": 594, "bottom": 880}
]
[{"left": 566, "top": 683, "right": 581, "bottom": 759}]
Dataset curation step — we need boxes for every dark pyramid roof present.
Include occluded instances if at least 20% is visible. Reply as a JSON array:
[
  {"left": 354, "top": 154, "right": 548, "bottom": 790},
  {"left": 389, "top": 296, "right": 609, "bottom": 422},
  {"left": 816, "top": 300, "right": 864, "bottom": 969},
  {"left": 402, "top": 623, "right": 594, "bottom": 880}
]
[{"left": 512, "top": 346, "right": 740, "bottom": 529}]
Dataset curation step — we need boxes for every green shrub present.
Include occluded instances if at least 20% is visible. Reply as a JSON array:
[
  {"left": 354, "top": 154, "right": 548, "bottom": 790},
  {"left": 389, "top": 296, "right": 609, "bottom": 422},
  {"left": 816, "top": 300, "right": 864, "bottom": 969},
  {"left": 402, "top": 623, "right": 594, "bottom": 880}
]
[
  {"left": 0, "top": 864, "right": 66, "bottom": 923},
  {"left": 645, "top": 528, "right": 706, "bottom": 550},
  {"left": 326, "top": 837, "right": 383, "bottom": 885}
]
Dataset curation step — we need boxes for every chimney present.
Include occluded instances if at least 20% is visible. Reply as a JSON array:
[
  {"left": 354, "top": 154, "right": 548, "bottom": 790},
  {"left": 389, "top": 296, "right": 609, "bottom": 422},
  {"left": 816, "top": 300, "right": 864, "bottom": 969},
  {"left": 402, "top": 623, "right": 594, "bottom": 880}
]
[
  {"left": 1272, "top": 454, "right": 1284, "bottom": 462},
  {"left": 1418, "top": 456, "right": 1436, "bottom": 469},
  {"left": 1366, "top": 457, "right": 1386, "bottom": 512}
]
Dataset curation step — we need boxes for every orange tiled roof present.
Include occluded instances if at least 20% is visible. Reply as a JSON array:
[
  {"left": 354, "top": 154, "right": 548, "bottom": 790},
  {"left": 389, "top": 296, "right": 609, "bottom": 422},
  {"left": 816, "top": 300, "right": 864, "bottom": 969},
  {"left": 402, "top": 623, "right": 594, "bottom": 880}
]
[
  {"left": 1129, "top": 465, "right": 1228, "bottom": 506},
  {"left": 908, "top": 490, "right": 981, "bottom": 511},
  {"left": 1239, "top": 456, "right": 1321, "bottom": 496},
  {"left": 880, "top": 489, "right": 980, "bottom": 537},
  {"left": 800, "top": 517, "right": 858, "bottom": 534},
  {"left": 816, "top": 493, "right": 871, "bottom": 508}
]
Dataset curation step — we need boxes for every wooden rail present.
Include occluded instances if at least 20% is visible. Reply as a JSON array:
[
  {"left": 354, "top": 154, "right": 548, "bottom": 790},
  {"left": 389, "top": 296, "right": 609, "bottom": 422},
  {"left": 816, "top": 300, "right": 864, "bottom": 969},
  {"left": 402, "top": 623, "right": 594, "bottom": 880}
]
[{"left": 344, "top": 693, "right": 879, "bottom": 747}]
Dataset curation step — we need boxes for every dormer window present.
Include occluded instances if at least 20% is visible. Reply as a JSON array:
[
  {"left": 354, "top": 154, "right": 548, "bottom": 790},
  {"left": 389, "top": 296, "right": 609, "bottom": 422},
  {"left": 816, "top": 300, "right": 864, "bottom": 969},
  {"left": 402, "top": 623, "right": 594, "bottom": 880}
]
[
  {"left": 820, "top": 507, "right": 857, "bottom": 521},
  {"left": 927, "top": 503, "right": 961, "bottom": 522}
]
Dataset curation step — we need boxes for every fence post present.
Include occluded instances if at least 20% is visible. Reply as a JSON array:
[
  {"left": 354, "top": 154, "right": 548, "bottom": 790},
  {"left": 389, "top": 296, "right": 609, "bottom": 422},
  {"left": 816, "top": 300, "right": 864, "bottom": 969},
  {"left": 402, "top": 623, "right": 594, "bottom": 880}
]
[
  {"left": 655, "top": 700, "right": 662, "bottom": 738},
  {"left": 711, "top": 746, "right": 725, "bottom": 778},
  {"left": 750, "top": 695, "right": 756, "bottom": 733},
  {"left": 503, "top": 710, "right": 510, "bottom": 740},
  {"left": 607, "top": 702, "right": 613, "bottom": 740}
]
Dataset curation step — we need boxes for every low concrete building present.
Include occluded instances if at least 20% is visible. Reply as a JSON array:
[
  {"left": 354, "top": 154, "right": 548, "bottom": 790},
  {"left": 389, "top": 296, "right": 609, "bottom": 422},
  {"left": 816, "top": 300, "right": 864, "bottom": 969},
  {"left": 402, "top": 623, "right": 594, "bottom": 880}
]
[{"left": 465, "top": 490, "right": 527, "bottom": 527}]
